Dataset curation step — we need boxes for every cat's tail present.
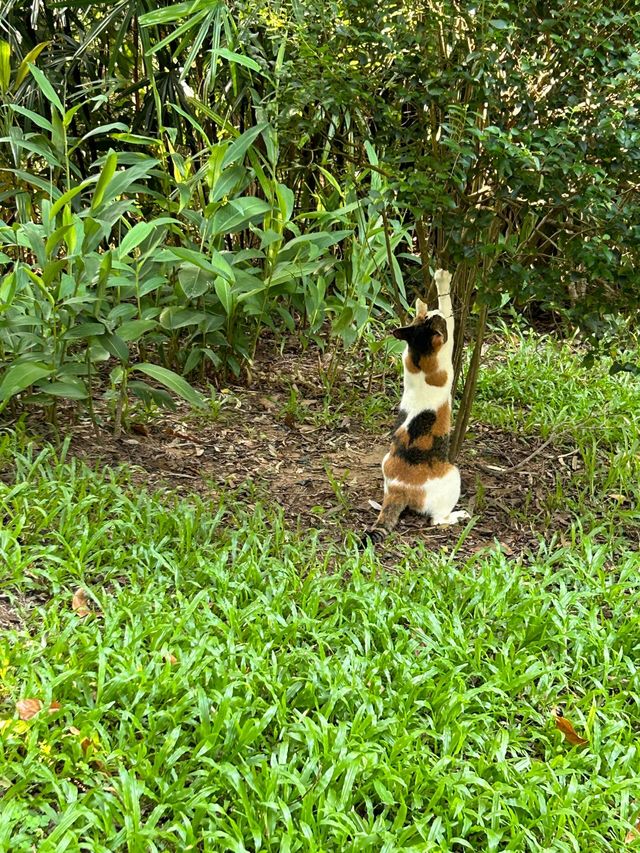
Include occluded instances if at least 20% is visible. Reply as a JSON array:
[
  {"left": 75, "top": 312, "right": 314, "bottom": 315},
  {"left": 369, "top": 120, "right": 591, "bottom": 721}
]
[{"left": 361, "top": 497, "right": 405, "bottom": 547}]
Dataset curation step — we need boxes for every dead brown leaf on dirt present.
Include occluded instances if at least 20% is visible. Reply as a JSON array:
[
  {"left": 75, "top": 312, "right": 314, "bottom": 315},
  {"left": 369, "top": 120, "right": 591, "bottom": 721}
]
[
  {"left": 72, "top": 588, "right": 91, "bottom": 618},
  {"left": 553, "top": 708, "right": 588, "bottom": 746}
]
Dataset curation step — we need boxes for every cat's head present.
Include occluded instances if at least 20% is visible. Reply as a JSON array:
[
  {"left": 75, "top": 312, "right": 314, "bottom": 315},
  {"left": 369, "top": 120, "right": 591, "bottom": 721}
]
[{"left": 392, "top": 299, "right": 448, "bottom": 354}]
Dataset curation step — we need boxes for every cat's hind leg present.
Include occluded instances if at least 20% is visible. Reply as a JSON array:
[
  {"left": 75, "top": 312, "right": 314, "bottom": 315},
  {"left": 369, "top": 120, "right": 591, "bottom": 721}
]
[
  {"left": 421, "top": 466, "right": 468, "bottom": 526},
  {"left": 362, "top": 492, "right": 406, "bottom": 545}
]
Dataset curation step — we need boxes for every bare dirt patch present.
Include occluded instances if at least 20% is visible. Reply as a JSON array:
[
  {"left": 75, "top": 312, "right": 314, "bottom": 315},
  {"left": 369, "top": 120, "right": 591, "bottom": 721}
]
[{"left": 48, "top": 348, "right": 578, "bottom": 562}]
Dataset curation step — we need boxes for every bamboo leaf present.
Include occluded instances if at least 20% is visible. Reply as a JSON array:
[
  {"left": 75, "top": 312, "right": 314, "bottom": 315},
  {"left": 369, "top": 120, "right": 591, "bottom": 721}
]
[
  {"left": 213, "top": 47, "right": 261, "bottom": 73},
  {"left": 27, "top": 63, "right": 64, "bottom": 114},
  {"left": 0, "top": 41, "right": 10, "bottom": 93},
  {"left": 222, "top": 123, "right": 268, "bottom": 168},
  {"left": 15, "top": 42, "right": 50, "bottom": 87},
  {"left": 133, "top": 363, "right": 206, "bottom": 408},
  {"left": 91, "top": 150, "right": 118, "bottom": 211},
  {"left": 0, "top": 362, "right": 53, "bottom": 403}
]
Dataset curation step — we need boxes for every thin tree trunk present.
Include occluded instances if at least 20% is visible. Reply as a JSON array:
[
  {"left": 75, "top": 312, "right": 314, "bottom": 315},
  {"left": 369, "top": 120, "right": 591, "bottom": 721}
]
[
  {"left": 415, "top": 218, "right": 435, "bottom": 301},
  {"left": 381, "top": 207, "right": 405, "bottom": 319},
  {"left": 450, "top": 303, "right": 488, "bottom": 462}
]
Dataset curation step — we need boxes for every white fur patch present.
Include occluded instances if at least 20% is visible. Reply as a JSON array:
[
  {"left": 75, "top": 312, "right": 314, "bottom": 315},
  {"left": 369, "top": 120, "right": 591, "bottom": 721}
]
[{"left": 400, "top": 346, "right": 452, "bottom": 423}]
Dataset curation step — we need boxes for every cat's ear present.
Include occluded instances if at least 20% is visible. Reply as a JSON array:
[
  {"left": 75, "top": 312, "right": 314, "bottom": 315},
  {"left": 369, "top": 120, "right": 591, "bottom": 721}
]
[
  {"left": 415, "top": 297, "right": 428, "bottom": 319},
  {"left": 393, "top": 325, "right": 414, "bottom": 341}
]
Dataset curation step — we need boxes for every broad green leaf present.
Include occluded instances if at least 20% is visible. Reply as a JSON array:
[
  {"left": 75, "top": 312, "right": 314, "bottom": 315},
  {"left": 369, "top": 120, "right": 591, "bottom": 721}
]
[
  {"left": 276, "top": 183, "right": 295, "bottom": 223},
  {"left": 211, "top": 197, "right": 270, "bottom": 235},
  {"left": 211, "top": 250, "right": 235, "bottom": 282},
  {"left": 63, "top": 322, "right": 106, "bottom": 340},
  {"left": 97, "top": 332, "right": 129, "bottom": 363},
  {"left": 222, "top": 123, "right": 268, "bottom": 169},
  {"left": 0, "top": 362, "right": 52, "bottom": 402},
  {"left": 0, "top": 41, "right": 10, "bottom": 93},
  {"left": 35, "top": 379, "right": 88, "bottom": 400},
  {"left": 159, "top": 307, "right": 208, "bottom": 329},
  {"left": 91, "top": 150, "right": 118, "bottom": 210},
  {"left": 213, "top": 48, "right": 261, "bottom": 73},
  {"left": 117, "top": 319, "right": 157, "bottom": 342},
  {"left": 0, "top": 271, "right": 17, "bottom": 309},
  {"left": 139, "top": 2, "right": 197, "bottom": 26},
  {"left": 44, "top": 225, "right": 73, "bottom": 257},
  {"left": 214, "top": 277, "right": 235, "bottom": 316},
  {"left": 80, "top": 122, "right": 128, "bottom": 142},
  {"left": 49, "top": 182, "right": 89, "bottom": 221},
  {"left": 178, "top": 263, "right": 212, "bottom": 299},
  {"left": 9, "top": 105, "right": 54, "bottom": 133},
  {"left": 118, "top": 218, "right": 177, "bottom": 257},
  {"left": 118, "top": 222, "right": 157, "bottom": 257},
  {"left": 16, "top": 42, "right": 50, "bottom": 87},
  {"left": 210, "top": 165, "right": 246, "bottom": 203},
  {"left": 133, "top": 363, "right": 205, "bottom": 408},
  {"left": 27, "top": 63, "right": 64, "bottom": 115}
]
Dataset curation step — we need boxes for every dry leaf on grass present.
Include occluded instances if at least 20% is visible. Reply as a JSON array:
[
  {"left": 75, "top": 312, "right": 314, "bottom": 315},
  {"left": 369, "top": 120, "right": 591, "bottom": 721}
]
[
  {"left": 553, "top": 708, "right": 588, "bottom": 746},
  {"left": 162, "top": 651, "right": 178, "bottom": 665},
  {"left": 626, "top": 819, "right": 640, "bottom": 844},
  {"left": 16, "top": 698, "right": 42, "bottom": 719},
  {"left": 16, "top": 699, "right": 61, "bottom": 719},
  {"left": 72, "top": 588, "right": 91, "bottom": 617}
]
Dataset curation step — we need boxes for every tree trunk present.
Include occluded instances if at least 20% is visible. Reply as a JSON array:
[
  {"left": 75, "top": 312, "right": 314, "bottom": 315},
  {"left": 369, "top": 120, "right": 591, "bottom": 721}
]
[{"left": 449, "top": 303, "right": 488, "bottom": 463}]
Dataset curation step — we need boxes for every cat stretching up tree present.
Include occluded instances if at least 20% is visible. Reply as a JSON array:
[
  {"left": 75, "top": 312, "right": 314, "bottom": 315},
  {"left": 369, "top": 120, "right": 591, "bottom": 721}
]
[{"left": 364, "top": 269, "right": 469, "bottom": 544}]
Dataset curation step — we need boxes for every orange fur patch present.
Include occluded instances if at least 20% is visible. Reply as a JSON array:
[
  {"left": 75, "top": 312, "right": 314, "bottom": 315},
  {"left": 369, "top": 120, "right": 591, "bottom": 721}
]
[{"left": 383, "top": 454, "right": 452, "bottom": 486}]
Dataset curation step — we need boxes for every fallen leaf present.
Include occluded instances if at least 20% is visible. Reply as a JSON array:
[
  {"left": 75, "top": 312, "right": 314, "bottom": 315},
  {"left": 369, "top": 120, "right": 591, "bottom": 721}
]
[
  {"left": 368, "top": 499, "right": 382, "bottom": 511},
  {"left": 625, "top": 818, "right": 640, "bottom": 844},
  {"left": 16, "top": 698, "right": 42, "bottom": 720},
  {"left": 48, "top": 700, "right": 61, "bottom": 713},
  {"left": 162, "top": 651, "right": 178, "bottom": 665},
  {"left": 72, "top": 588, "right": 91, "bottom": 618},
  {"left": 553, "top": 708, "right": 588, "bottom": 746},
  {"left": 131, "top": 422, "right": 149, "bottom": 436}
]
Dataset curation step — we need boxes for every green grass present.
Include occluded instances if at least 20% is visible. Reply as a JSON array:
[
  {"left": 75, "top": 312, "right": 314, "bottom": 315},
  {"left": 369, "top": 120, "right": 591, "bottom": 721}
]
[
  {"left": 474, "top": 328, "right": 640, "bottom": 505},
  {"left": 1, "top": 331, "right": 640, "bottom": 852}
]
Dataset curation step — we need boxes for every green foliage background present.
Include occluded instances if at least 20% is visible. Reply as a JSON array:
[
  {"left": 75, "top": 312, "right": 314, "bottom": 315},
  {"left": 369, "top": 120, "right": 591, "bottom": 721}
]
[{"left": 0, "top": 0, "right": 638, "bottom": 426}]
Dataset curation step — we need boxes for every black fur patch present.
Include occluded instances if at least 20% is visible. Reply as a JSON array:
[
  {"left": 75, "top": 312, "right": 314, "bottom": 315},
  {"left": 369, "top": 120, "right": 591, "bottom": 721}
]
[
  {"left": 394, "top": 435, "right": 449, "bottom": 466},
  {"left": 393, "top": 408, "right": 407, "bottom": 433},
  {"left": 395, "top": 315, "right": 447, "bottom": 368},
  {"left": 406, "top": 410, "right": 436, "bottom": 441}
]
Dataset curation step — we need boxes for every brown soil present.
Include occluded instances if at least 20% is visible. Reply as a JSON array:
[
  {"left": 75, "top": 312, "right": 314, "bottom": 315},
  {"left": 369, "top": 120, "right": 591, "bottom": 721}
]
[{"left": 47, "top": 347, "right": 579, "bottom": 565}]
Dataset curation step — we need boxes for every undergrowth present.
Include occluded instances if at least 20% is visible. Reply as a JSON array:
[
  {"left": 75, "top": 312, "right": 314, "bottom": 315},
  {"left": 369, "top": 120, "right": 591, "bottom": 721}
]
[
  {"left": 1, "top": 428, "right": 640, "bottom": 851},
  {"left": 1, "top": 331, "right": 640, "bottom": 851}
]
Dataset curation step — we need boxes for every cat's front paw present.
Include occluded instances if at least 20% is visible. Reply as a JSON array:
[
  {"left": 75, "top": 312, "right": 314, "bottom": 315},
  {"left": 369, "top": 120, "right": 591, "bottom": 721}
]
[
  {"left": 434, "top": 269, "right": 452, "bottom": 295},
  {"left": 359, "top": 527, "right": 386, "bottom": 548}
]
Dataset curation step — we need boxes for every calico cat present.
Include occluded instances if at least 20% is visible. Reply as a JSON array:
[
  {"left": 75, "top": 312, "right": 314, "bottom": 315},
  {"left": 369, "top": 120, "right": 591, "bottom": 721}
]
[{"left": 364, "top": 269, "right": 469, "bottom": 543}]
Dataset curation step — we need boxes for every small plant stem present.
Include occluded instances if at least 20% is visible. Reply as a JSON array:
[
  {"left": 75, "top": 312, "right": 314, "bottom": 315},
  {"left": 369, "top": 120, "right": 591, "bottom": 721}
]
[
  {"left": 114, "top": 371, "right": 128, "bottom": 438},
  {"left": 381, "top": 206, "right": 405, "bottom": 319}
]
